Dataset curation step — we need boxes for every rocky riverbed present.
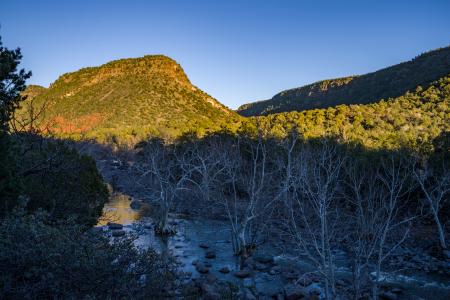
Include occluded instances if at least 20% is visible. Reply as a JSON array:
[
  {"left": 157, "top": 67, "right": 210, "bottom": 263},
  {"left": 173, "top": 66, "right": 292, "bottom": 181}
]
[{"left": 96, "top": 193, "right": 450, "bottom": 299}]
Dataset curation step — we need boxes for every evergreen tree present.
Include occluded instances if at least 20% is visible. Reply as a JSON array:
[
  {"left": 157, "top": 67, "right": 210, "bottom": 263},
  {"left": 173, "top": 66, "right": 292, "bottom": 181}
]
[{"left": 0, "top": 35, "right": 31, "bottom": 213}]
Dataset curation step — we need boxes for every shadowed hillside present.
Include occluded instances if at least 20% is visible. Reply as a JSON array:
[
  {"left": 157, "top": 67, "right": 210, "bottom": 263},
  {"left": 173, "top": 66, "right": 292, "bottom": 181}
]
[
  {"left": 238, "top": 46, "right": 450, "bottom": 116},
  {"left": 20, "top": 55, "right": 241, "bottom": 143}
]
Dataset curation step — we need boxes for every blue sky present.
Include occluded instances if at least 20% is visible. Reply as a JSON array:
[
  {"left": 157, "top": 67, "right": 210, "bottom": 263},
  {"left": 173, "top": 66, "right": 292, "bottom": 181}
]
[{"left": 1, "top": 0, "right": 449, "bottom": 109}]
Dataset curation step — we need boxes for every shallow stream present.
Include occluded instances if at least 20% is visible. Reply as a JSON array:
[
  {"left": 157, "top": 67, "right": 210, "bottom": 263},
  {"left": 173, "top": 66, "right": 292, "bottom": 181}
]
[{"left": 97, "top": 193, "right": 450, "bottom": 299}]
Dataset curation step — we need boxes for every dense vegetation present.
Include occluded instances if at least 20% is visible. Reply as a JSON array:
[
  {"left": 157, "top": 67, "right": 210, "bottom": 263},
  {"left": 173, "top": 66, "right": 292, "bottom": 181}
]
[
  {"left": 238, "top": 46, "right": 450, "bottom": 116},
  {"left": 1, "top": 36, "right": 177, "bottom": 298},
  {"left": 0, "top": 210, "right": 177, "bottom": 299},
  {"left": 20, "top": 55, "right": 241, "bottom": 143},
  {"left": 248, "top": 75, "right": 450, "bottom": 150}
]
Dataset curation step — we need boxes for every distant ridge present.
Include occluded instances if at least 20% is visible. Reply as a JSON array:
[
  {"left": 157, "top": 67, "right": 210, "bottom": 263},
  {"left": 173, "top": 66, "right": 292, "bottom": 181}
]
[{"left": 238, "top": 46, "right": 450, "bottom": 116}]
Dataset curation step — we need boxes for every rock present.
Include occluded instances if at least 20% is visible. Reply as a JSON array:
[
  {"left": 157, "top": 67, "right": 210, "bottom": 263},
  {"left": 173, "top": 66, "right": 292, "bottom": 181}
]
[
  {"left": 390, "top": 288, "right": 403, "bottom": 294},
  {"left": 282, "top": 268, "right": 300, "bottom": 280},
  {"left": 219, "top": 266, "right": 230, "bottom": 273},
  {"left": 155, "top": 225, "right": 176, "bottom": 236},
  {"left": 269, "top": 265, "right": 282, "bottom": 275},
  {"left": 201, "top": 283, "right": 220, "bottom": 300},
  {"left": 243, "top": 278, "right": 253, "bottom": 288},
  {"left": 195, "top": 262, "right": 209, "bottom": 274},
  {"left": 243, "top": 257, "right": 255, "bottom": 268},
  {"left": 199, "top": 243, "right": 209, "bottom": 249},
  {"left": 284, "top": 284, "right": 306, "bottom": 300},
  {"left": 336, "top": 279, "right": 346, "bottom": 286},
  {"left": 205, "top": 274, "right": 217, "bottom": 284},
  {"left": 204, "top": 261, "right": 212, "bottom": 268},
  {"left": 192, "top": 259, "right": 199, "bottom": 266},
  {"left": 409, "top": 296, "right": 425, "bottom": 300},
  {"left": 254, "top": 262, "right": 269, "bottom": 271},
  {"left": 243, "top": 288, "right": 257, "bottom": 300},
  {"left": 443, "top": 250, "right": 450, "bottom": 260},
  {"left": 183, "top": 281, "right": 200, "bottom": 295},
  {"left": 111, "top": 160, "right": 121, "bottom": 167},
  {"left": 253, "top": 252, "right": 274, "bottom": 264},
  {"left": 107, "top": 222, "right": 123, "bottom": 230},
  {"left": 111, "top": 230, "right": 126, "bottom": 237},
  {"left": 143, "top": 223, "right": 152, "bottom": 229},
  {"left": 89, "top": 226, "right": 104, "bottom": 234},
  {"left": 381, "top": 291, "right": 398, "bottom": 300},
  {"left": 234, "top": 269, "right": 251, "bottom": 278},
  {"left": 130, "top": 199, "right": 141, "bottom": 210},
  {"left": 205, "top": 250, "right": 216, "bottom": 259}
]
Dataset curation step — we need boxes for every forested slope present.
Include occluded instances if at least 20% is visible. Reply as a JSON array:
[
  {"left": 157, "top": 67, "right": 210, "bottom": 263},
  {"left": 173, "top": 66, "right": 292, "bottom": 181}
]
[{"left": 238, "top": 46, "right": 450, "bottom": 116}]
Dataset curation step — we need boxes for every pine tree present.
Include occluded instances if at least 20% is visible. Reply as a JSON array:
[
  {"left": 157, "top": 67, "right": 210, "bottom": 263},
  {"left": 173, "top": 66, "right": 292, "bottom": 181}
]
[{"left": 0, "top": 34, "right": 31, "bottom": 214}]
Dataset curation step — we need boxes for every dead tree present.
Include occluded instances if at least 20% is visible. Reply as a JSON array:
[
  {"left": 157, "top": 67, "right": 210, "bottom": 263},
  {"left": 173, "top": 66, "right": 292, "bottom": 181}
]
[
  {"left": 179, "top": 136, "right": 229, "bottom": 214},
  {"left": 135, "top": 139, "right": 190, "bottom": 235},
  {"left": 283, "top": 139, "right": 345, "bottom": 300},
  {"left": 414, "top": 158, "right": 450, "bottom": 253},
  {"left": 369, "top": 153, "right": 414, "bottom": 300},
  {"left": 344, "top": 159, "right": 383, "bottom": 299},
  {"left": 218, "top": 134, "right": 275, "bottom": 260}
]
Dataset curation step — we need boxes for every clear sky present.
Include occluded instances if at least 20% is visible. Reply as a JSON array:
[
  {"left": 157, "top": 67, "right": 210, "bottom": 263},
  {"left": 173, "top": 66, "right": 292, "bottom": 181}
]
[{"left": 1, "top": 0, "right": 449, "bottom": 109}]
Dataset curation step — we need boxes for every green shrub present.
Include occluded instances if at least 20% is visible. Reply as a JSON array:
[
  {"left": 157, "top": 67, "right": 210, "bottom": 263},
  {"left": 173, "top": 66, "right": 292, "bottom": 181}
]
[{"left": 0, "top": 211, "right": 177, "bottom": 299}]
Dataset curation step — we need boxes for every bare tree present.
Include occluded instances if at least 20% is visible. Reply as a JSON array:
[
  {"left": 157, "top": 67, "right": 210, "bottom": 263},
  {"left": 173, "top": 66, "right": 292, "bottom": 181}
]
[
  {"left": 344, "top": 154, "right": 413, "bottom": 299},
  {"left": 134, "top": 139, "right": 190, "bottom": 235},
  {"left": 414, "top": 158, "right": 450, "bottom": 253},
  {"left": 344, "top": 159, "right": 383, "bottom": 299},
  {"left": 283, "top": 139, "right": 345, "bottom": 300},
  {"left": 218, "top": 133, "right": 275, "bottom": 260},
  {"left": 369, "top": 153, "right": 414, "bottom": 300},
  {"left": 179, "top": 135, "right": 229, "bottom": 214}
]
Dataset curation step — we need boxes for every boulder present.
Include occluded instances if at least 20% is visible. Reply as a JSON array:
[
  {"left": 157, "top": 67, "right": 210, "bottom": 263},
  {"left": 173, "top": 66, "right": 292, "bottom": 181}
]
[
  {"left": 107, "top": 222, "right": 123, "bottom": 230},
  {"left": 282, "top": 268, "right": 300, "bottom": 280},
  {"left": 111, "top": 230, "right": 126, "bottom": 237},
  {"left": 297, "top": 273, "right": 320, "bottom": 286},
  {"left": 206, "top": 274, "right": 217, "bottom": 284},
  {"left": 243, "top": 257, "right": 255, "bottom": 268},
  {"left": 195, "top": 262, "right": 209, "bottom": 274},
  {"left": 380, "top": 291, "right": 398, "bottom": 300},
  {"left": 243, "top": 278, "right": 253, "bottom": 288},
  {"left": 254, "top": 262, "right": 269, "bottom": 271},
  {"left": 199, "top": 243, "right": 209, "bottom": 249},
  {"left": 284, "top": 284, "right": 306, "bottom": 300},
  {"left": 269, "top": 265, "right": 282, "bottom": 275},
  {"left": 243, "top": 288, "right": 257, "bottom": 300},
  {"left": 219, "top": 266, "right": 230, "bottom": 274},
  {"left": 234, "top": 269, "right": 251, "bottom": 278},
  {"left": 130, "top": 199, "right": 141, "bottom": 210},
  {"left": 253, "top": 252, "right": 274, "bottom": 264},
  {"left": 204, "top": 261, "right": 212, "bottom": 268},
  {"left": 205, "top": 250, "right": 216, "bottom": 259}
]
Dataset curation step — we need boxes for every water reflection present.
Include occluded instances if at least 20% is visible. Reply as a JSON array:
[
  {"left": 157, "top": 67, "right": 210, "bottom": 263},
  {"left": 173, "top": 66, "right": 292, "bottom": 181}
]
[{"left": 96, "top": 193, "right": 140, "bottom": 226}]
